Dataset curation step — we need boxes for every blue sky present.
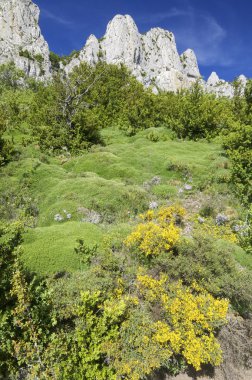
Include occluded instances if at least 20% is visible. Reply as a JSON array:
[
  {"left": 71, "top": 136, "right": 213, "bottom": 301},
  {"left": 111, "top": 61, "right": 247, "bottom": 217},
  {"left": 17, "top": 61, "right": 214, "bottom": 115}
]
[{"left": 35, "top": 0, "right": 251, "bottom": 81}]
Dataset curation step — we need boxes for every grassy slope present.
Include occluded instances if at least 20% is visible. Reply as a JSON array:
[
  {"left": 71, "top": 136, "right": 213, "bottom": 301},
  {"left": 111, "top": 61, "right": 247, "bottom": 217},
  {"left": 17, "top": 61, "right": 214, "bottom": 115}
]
[{"left": 1, "top": 126, "right": 251, "bottom": 275}]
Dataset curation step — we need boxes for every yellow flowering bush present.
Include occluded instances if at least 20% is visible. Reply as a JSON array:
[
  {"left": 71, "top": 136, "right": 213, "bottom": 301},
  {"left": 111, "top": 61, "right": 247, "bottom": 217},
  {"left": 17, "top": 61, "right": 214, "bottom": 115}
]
[
  {"left": 52, "top": 271, "right": 228, "bottom": 380},
  {"left": 136, "top": 274, "right": 228, "bottom": 371},
  {"left": 157, "top": 205, "right": 186, "bottom": 225},
  {"left": 105, "top": 316, "right": 175, "bottom": 380},
  {"left": 125, "top": 206, "right": 185, "bottom": 257},
  {"left": 195, "top": 218, "right": 238, "bottom": 243}
]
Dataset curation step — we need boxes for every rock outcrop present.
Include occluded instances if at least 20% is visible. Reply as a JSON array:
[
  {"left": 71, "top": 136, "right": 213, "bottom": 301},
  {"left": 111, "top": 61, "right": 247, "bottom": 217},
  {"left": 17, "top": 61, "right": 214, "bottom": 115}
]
[
  {"left": 65, "top": 14, "right": 202, "bottom": 92},
  {"left": 0, "top": 2, "right": 247, "bottom": 95},
  {"left": 205, "top": 72, "right": 234, "bottom": 97},
  {"left": 0, "top": 0, "right": 51, "bottom": 78},
  {"left": 65, "top": 14, "right": 247, "bottom": 96}
]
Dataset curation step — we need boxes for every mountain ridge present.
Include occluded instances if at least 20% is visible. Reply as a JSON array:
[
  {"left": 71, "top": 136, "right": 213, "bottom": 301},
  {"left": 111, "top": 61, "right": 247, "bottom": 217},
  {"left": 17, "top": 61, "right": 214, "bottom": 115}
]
[
  {"left": 65, "top": 14, "right": 202, "bottom": 93},
  {"left": 65, "top": 13, "right": 246, "bottom": 96},
  {"left": 0, "top": 1, "right": 248, "bottom": 95}
]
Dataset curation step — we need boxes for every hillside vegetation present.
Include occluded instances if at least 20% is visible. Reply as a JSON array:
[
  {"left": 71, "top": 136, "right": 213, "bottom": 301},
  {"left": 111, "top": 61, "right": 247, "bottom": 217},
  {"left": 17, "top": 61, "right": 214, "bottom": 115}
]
[{"left": 0, "top": 62, "right": 251, "bottom": 379}]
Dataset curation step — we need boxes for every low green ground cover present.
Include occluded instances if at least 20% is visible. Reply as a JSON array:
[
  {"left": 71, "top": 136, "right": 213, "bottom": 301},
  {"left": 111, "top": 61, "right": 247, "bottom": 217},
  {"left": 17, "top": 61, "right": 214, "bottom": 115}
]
[{"left": 1, "top": 126, "right": 248, "bottom": 274}]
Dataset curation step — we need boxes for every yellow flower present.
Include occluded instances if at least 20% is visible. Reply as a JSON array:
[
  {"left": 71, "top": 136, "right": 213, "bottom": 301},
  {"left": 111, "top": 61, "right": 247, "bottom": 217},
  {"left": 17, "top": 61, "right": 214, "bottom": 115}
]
[{"left": 125, "top": 206, "right": 186, "bottom": 257}]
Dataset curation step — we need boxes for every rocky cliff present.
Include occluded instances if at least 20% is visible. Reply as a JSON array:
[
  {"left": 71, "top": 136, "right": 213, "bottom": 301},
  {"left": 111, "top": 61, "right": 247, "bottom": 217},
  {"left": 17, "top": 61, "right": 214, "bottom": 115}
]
[
  {"left": 0, "top": 0, "right": 51, "bottom": 78},
  {"left": 206, "top": 72, "right": 247, "bottom": 97},
  {"left": 65, "top": 14, "right": 247, "bottom": 96},
  {"left": 0, "top": 1, "right": 247, "bottom": 95},
  {"left": 65, "top": 14, "right": 201, "bottom": 93}
]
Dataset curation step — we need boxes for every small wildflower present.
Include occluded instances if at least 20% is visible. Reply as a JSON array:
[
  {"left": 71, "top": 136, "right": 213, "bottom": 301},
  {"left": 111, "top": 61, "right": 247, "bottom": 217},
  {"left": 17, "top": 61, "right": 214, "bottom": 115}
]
[
  {"left": 184, "top": 184, "right": 193, "bottom": 191},
  {"left": 149, "top": 201, "right": 158, "bottom": 210},
  {"left": 54, "top": 214, "right": 63, "bottom": 222}
]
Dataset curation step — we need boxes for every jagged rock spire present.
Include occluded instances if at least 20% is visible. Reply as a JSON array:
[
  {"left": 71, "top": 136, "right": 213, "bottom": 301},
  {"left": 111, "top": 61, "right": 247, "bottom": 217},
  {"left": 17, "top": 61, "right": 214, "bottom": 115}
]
[
  {"left": 0, "top": 0, "right": 51, "bottom": 78},
  {"left": 181, "top": 49, "right": 200, "bottom": 80},
  {"left": 65, "top": 14, "right": 202, "bottom": 92},
  {"left": 0, "top": 4, "right": 247, "bottom": 95},
  {"left": 65, "top": 13, "right": 248, "bottom": 96}
]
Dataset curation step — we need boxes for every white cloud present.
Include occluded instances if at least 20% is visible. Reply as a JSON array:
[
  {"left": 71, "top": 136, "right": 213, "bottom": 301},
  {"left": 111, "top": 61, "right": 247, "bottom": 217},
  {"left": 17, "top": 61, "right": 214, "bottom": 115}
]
[
  {"left": 174, "top": 12, "right": 231, "bottom": 66},
  {"left": 41, "top": 9, "right": 73, "bottom": 27}
]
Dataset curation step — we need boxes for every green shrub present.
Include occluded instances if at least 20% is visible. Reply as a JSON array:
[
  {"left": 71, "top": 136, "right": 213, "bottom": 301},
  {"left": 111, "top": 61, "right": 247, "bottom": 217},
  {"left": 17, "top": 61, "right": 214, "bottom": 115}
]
[
  {"left": 30, "top": 66, "right": 103, "bottom": 153},
  {"left": 0, "top": 63, "right": 25, "bottom": 91},
  {"left": 147, "top": 130, "right": 160, "bottom": 142},
  {"left": 19, "top": 49, "right": 34, "bottom": 60},
  {"left": 159, "top": 81, "right": 233, "bottom": 140},
  {"left": 34, "top": 54, "right": 44, "bottom": 64},
  {"left": 49, "top": 51, "right": 61, "bottom": 71},
  {"left": 223, "top": 122, "right": 252, "bottom": 204},
  {"left": 153, "top": 233, "right": 252, "bottom": 316},
  {"left": 30, "top": 62, "right": 165, "bottom": 152},
  {"left": 0, "top": 103, "right": 16, "bottom": 165},
  {"left": 199, "top": 203, "right": 216, "bottom": 217},
  {"left": 0, "top": 222, "right": 56, "bottom": 379}
]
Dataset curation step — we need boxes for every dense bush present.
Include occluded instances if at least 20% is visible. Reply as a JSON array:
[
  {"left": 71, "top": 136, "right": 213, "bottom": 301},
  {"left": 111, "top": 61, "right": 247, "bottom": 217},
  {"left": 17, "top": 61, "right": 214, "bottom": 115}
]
[
  {"left": 125, "top": 206, "right": 185, "bottom": 258},
  {"left": 0, "top": 63, "right": 25, "bottom": 91},
  {"left": 244, "top": 79, "right": 252, "bottom": 123},
  {"left": 0, "top": 64, "right": 27, "bottom": 164},
  {"left": 0, "top": 114, "right": 15, "bottom": 165},
  {"left": 30, "top": 65, "right": 103, "bottom": 153},
  {"left": 49, "top": 51, "right": 61, "bottom": 71},
  {"left": 153, "top": 233, "right": 252, "bottom": 316},
  {"left": 158, "top": 81, "right": 233, "bottom": 140},
  {"left": 0, "top": 216, "right": 233, "bottom": 379},
  {"left": 40, "top": 272, "right": 228, "bottom": 379},
  {"left": 223, "top": 122, "right": 252, "bottom": 204},
  {"left": 221, "top": 80, "right": 252, "bottom": 204},
  {"left": 30, "top": 62, "right": 164, "bottom": 152},
  {"left": 0, "top": 222, "right": 55, "bottom": 379},
  {"left": 124, "top": 207, "right": 251, "bottom": 316},
  {"left": 0, "top": 222, "right": 22, "bottom": 376}
]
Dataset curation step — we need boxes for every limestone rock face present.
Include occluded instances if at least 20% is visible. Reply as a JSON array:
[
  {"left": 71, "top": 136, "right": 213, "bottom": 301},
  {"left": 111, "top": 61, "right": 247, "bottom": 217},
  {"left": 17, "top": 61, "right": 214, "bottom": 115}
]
[
  {"left": 140, "top": 28, "right": 187, "bottom": 91},
  {"left": 238, "top": 74, "right": 247, "bottom": 86},
  {"left": 0, "top": 0, "right": 51, "bottom": 78},
  {"left": 65, "top": 14, "right": 248, "bottom": 96},
  {"left": 59, "top": 15, "right": 250, "bottom": 97},
  {"left": 237, "top": 74, "right": 248, "bottom": 95},
  {"left": 181, "top": 49, "right": 200, "bottom": 81},
  {"left": 1, "top": 3, "right": 247, "bottom": 94},
  {"left": 66, "top": 13, "right": 248, "bottom": 96},
  {"left": 100, "top": 15, "right": 142, "bottom": 67},
  {"left": 205, "top": 71, "right": 234, "bottom": 97},
  {"left": 65, "top": 14, "right": 202, "bottom": 92},
  {"left": 207, "top": 71, "right": 221, "bottom": 86},
  {"left": 65, "top": 34, "right": 100, "bottom": 74}
]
